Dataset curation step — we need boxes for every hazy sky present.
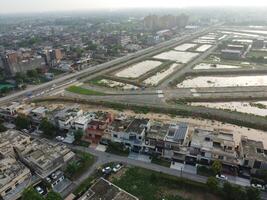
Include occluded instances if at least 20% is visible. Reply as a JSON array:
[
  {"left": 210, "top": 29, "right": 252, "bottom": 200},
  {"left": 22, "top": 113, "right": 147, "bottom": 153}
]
[{"left": 1, "top": 0, "right": 267, "bottom": 14}]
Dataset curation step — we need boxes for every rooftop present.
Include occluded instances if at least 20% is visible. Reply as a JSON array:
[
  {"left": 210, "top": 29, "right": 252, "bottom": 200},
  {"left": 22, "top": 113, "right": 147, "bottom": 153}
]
[
  {"left": 165, "top": 123, "right": 189, "bottom": 143},
  {"left": 125, "top": 118, "right": 149, "bottom": 134},
  {"left": 241, "top": 137, "right": 267, "bottom": 162},
  {"left": 146, "top": 121, "right": 169, "bottom": 140}
]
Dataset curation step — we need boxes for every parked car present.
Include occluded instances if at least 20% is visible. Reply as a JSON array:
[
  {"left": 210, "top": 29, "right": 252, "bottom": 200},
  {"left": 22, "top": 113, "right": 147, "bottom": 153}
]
[
  {"left": 113, "top": 163, "right": 123, "bottom": 172},
  {"left": 251, "top": 184, "right": 265, "bottom": 190},
  {"left": 35, "top": 186, "right": 44, "bottom": 195},
  {"left": 56, "top": 136, "right": 64, "bottom": 141},
  {"left": 45, "top": 177, "right": 51, "bottom": 183},
  {"left": 216, "top": 174, "right": 228, "bottom": 181},
  {"left": 102, "top": 166, "right": 112, "bottom": 174}
]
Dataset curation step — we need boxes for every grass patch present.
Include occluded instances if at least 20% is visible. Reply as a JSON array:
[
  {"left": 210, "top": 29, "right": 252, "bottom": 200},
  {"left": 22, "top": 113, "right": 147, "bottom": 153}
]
[
  {"left": 73, "top": 170, "right": 102, "bottom": 196},
  {"left": 73, "top": 140, "right": 90, "bottom": 147},
  {"left": 151, "top": 156, "right": 171, "bottom": 167},
  {"left": 65, "top": 150, "right": 95, "bottom": 180},
  {"left": 66, "top": 86, "right": 105, "bottom": 96},
  {"left": 197, "top": 165, "right": 215, "bottom": 177},
  {"left": 112, "top": 167, "right": 213, "bottom": 200},
  {"left": 106, "top": 142, "right": 130, "bottom": 156}
]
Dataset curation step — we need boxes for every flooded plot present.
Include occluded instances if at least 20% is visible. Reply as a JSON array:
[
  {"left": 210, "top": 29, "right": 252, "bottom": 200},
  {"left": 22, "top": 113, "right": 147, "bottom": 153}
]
[
  {"left": 218, "top": 35, "right": 227, "bottom": 40},
  {"left": 115, "top": 60, "right": 162, "bottom": 78},
  {"left": 193, "top": 63, "right": 242, "bottom": 70},
  {"left": 232, "top": 39, "right": 253, "bottom": 44},
  {"left": 99, "top": 79, "right": 138, "bottom": 90},
  {"left": 195, "top": 44, "right": 213, "bottom": 52},
  {"left": 174, "top": 43, "right": 198, "bottom": 51},
  {"left": 143, "top": 63, "right": 180, "bottom": 86},
  {"left": 153, "top": 50, "right": 199, "bottom": 63},
  {"left": 193, "top": 39, "right": 215, "bottom": 44},
  {"left": 177, "top": 75, "right": 267, "bottom": 88},
  {"left": 220, "top": 31, "right": 259, "bottom": 38},
  {"left": 240, "top": 30, "right": 267, "bottom": 35},
  {"left": 190, "top": 101, "right": 267, "bottom": 117}
]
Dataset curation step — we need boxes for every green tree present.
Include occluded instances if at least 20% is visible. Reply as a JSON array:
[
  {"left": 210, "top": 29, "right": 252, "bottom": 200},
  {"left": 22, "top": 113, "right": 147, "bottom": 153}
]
[
  {"left": 206, "top": 177, "right": 219, "bottom": 192},
  {"left": 74, "top": 129, "right": 83, "bottom": 142},
  {"left": 46, "top": 191, "right": 62, "bottom": 200},
  {"left": 246, "top": 187, "right": 261, "bottom": 200},
  {"left": 0, "top": 123, "right": 7, "bottom": 132},
  {"left": 15, "top": 115, "right": 30, "bottom": 130},
  {"left": 39, "top": 118, "right": 56, "bottom": 138},
  {"left": 66, "top": 161, "right": 79, "bottom": 177},
  {"left": 27, "top": 69, "right": 38, "bottom": 78},
  {"left": 22, "top": 187, "right": 44, "bottom": 200},
  {"left": 211, "top": 160, "right": 222, "bottom": 175}
]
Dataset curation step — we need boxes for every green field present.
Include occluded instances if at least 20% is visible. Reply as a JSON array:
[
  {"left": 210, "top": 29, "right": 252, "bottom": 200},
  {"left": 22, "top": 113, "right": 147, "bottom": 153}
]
[
  {"left": 112, "top": 167, "right": 218, "bottom": 200},
  {"left": 0, "top": 83, "right": 14, "bottom": 90},
  {"left": 66, "top": 86, "right": 105, "bottom": 96}
]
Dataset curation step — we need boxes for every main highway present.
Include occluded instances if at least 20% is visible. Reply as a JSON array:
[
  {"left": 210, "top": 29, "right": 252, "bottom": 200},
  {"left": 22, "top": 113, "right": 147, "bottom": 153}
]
[{"left": 0, "top": 26, "right": 215, "bottom": 106}]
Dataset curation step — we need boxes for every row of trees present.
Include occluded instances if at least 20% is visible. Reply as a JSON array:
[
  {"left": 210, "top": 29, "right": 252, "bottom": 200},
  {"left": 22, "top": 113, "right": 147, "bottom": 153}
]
[
  {"left": 206, "top": 160, "right": 261, "bottom": 200},
  {"left": 15, "top": 115, "right": 57, "bottom": 138}
]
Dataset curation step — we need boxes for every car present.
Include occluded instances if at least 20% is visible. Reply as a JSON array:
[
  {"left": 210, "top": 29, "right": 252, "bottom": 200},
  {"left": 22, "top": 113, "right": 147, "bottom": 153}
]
[
  {"left": 56, "top": 136, "right": 64, "bottom": 141},
  {"left": 35, "top": 186, "right": 44, "bottom": 195},
  {"left": 45, "top": 177, "right": 51, "bottom": 183},
  {"left": 216, "top": 174, "right": 228, "bottom": 181},
  {"left": 251, "top": 184, "right": 265, "bottom": 190},
  {"left": 102, "top": 166, "right": 112, "bottom": 174},
  {"left": 113, "top": 164, "right": 123, "bottom": 172},
  {"left": 51, "top": 173, "right": 57, "bottom": 180}
]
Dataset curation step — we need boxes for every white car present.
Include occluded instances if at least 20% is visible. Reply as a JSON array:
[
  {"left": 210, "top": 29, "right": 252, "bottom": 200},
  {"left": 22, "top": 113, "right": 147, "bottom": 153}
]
[
  {"left": 216, "top": 174, "right": 228, "bottom": 181},
  {"left": 56, "top": 136, "right": 64, "bottom": 141},
  {"left": 35, "top": 186, "right": 44, "bottom": 195},
  {"left": 113, "top": 164, "right": 123, "bottom": 172},
  {"left": 251, "top": 184, "right": 265, "bottom": 190},
  {"left": 102, "top": 166, "right": 112, "bottom": 174}
]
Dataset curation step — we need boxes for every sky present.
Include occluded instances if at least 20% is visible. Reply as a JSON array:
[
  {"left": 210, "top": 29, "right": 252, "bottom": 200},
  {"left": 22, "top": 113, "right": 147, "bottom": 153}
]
[{"left": 1, "top": 0, "right": 267, "bottom": 14}]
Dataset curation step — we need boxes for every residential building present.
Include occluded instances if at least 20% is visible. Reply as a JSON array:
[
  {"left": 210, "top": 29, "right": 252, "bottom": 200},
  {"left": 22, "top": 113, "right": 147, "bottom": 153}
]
[
  {"left": 85, "top": 112, "right": 113, "bottom": 144},
  {"left": 164, "top": 123, "right": 190, "bottom": 162},
  {"left": 54, "top": 106, "right": 83, "bottom": 130},
  {"left": 16, "top": 139, "right": 75, "bottom": 178},
  {"left": 73, "top": 112, "right": 95, "bottom": 131},
  {"left": 239, "top": 136, "right": 267, "bottom": 173},
  {"left": 0, "top": 155, "right": 31, "bottom": 198},
  {"left": 109, "top": 118, "right": 150, "bottom": 152},
  {"left": 188, "top": 129, "right": 238, "bottom": 167},
  {"left": 143, "top": 121, "right": 169, "bottom": 156}
]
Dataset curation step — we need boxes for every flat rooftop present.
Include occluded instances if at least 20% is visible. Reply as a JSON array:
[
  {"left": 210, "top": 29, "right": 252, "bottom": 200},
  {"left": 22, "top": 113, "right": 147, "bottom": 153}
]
[
  {"left": 146, "top": 122, "right": 169, "bottom": 140},
  {"left": 241, "top": 137, "right": 267, "bottom": 162},
  {"left": 125, "top": 118, "right": 149, "bottom": 134}
]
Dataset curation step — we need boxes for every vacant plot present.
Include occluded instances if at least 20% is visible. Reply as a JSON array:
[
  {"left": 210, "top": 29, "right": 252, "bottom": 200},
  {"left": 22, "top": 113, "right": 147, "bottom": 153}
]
[
  {"left": 98, "top": 79, "right": 138, "bottom": 90},
  {"left": 153, "top": 51, "right": 199, "bottom": 63},
  {"left": 177, "top": 75, "right": 267, "bottom": 88},
  {"left": 193, "top": 63, "right": 242, "bottom": 70},
  {"left": 144, "top": 63, "right": 180, "bottom": 86},
  {"left": 115, "top": 60, "right": 162, "bottom": 78},
  {"left": 66, "top": 86, "right": 105, "bottom": 96},
  {"left": 112, "top": 167, "right": 219, "bottom": 200},
  {"left": 195, "top": 44, "right": 213, "bottom": 52},
  {"left": 190, "top": 101, "right": 267, "bottom": 117},
  {"left": 174, "top": 43, "right": 198, "bottom": 51}
]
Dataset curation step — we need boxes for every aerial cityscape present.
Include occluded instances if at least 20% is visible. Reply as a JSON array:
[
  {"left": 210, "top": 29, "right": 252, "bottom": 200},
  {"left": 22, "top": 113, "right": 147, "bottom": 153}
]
[{"left": 1, "top": 1, "right": 267, "bottom": 200}]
